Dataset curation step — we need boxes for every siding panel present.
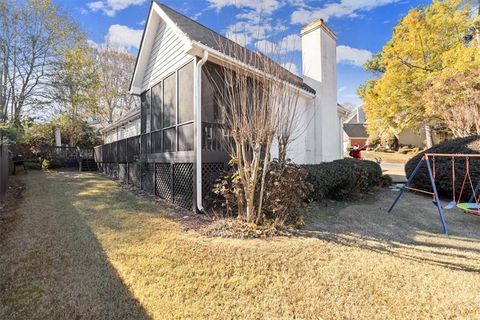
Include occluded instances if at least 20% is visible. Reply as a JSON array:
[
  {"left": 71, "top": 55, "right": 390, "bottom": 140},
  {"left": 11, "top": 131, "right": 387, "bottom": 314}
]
[{"left": 142, "top": 20, "right": 192, "bottom": 91}]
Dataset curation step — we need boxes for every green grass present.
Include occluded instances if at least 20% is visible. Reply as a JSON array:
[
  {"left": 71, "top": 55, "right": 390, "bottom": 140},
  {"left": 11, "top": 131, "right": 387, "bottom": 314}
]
[{"left": 1, "top": 171, "right": 480, "bottom": 319}]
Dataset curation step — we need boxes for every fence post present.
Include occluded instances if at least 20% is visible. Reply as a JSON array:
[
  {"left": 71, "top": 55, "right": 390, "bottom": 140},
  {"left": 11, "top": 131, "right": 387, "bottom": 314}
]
[{"left": 0, "top": 144, "right": 8, "bottom": 199}]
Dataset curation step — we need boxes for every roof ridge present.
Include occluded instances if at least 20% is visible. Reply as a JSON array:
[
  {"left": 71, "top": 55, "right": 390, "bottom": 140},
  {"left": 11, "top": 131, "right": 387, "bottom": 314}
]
[
  {"left": 153, "top": 1, "right": 314, "bottom": 93},
  {"left": 155, "top": 1, "right": 238, "bottom": 50}
]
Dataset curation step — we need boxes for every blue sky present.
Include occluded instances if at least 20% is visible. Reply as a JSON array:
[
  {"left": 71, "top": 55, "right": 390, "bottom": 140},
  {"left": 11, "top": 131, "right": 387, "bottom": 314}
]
[{"left": 56, "top": 0, "right": 431, "bottom": 107}]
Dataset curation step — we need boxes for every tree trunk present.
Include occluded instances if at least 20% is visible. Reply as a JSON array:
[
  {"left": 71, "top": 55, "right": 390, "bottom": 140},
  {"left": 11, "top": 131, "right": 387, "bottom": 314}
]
[
  {"left": 391, "top": 135, "right": 400, "bottom": 151},
  {"left": 424, "top": 124, "right": 434, "bottom": 149}
]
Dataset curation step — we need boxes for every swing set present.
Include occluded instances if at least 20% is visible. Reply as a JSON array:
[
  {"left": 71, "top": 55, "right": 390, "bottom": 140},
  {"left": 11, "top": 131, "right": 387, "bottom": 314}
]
[{"left": 388, "top": 153, "right": 480, "bottom": 235}]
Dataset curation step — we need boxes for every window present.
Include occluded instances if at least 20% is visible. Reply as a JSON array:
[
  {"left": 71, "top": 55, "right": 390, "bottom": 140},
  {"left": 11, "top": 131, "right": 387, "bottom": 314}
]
[
  {"left": 163, "top": 73, "right": 176, "bottom": 128},
  {"left": 140, "top": 90, "right": 150, "bottom": 134},
  {"left": 178, "top": 123, "right": 194, "bottom": 151},
  {"left": 139, "top": 60, "right": 195, "bottom": 154},
  {"left": 202, "top": 64, "right": 224, "bottom": 124},
  {"left": 178, "top": 61, "right": 194, "bottom": 124},
  {"left": 151, "top": 82, "right": 162, "bottom": 131},
  {"left": 163, "top": 128, "right": 176, "bottom": 152}
]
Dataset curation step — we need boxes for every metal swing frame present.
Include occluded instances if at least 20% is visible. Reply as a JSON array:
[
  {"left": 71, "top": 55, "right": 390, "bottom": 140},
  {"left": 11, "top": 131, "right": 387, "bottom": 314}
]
[
  {"left": 388, "top": 154, "right": 449, "bottom": 235},
  {"left": 389, "top": 153, "right": 480, "bottom": 235}
]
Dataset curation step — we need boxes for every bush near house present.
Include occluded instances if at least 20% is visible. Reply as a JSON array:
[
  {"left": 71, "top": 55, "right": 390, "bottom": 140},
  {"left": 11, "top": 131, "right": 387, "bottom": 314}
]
[
  {"left": 405, "top": 136, "right": 480, "bottom": 197},
  {"left": 304, "top": 158, "right": 383, "bottom": 201},
  {"left": 212, "top": 161, "right": 312, "bottom": 226}
]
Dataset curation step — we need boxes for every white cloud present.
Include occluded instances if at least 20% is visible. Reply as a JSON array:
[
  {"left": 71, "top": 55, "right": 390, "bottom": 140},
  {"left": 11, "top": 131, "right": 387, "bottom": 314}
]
[
  {"left": 207, "top": 0, "right": 281, "bottom": 14},
  {"left": 104, "top": 24, "right": 143, "bottom": 51},
  {"left": 291, "top": 0, "right": 400, "bottom": 24},
  {"left": 87, "top": 0, "right": 147, "bottom": 17},
  {"left": 255, "top": 34, "right": 301, "bottom": 55},
  {"left": 226, "top": 20, "right": 273, "bottom": 44},
  {"left": 336, "top": 45, "right": 372, "bottom": 67},
  {"left": 281, "top": 62, "right": 299, "bottom": 75},
  {"left": 226, "top": 32, "right": 252, "bottom": 46}
]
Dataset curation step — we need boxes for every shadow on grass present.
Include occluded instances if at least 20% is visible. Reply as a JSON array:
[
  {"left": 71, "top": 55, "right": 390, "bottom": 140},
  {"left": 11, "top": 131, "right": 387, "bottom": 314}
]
[
  {"left": 299, "top": 191, "right": 480, "bottom": 273},
  {"left": 0, "top": 170, "right": 151, "bottom": 320}
]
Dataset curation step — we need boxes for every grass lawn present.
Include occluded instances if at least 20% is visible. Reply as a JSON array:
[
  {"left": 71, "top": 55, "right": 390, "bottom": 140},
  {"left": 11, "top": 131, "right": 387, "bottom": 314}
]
[{"left": 1, "top": 171, "right": 480, "bottom": 319}]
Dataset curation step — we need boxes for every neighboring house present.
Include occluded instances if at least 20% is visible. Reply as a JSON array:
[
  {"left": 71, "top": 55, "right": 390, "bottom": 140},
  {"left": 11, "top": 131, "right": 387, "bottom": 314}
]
[
  {"left": 336, "top": 103, "right": 350, "bottom": 155},
  {"left": 95, "top": 1, "right": 342, "bottom": 210},
  {"left": 102, "top": 108, "right": 141, "bottom": 143},
  {"left": 343, "top": 105, "right": 428, "bottom": 148},
  {"left": 343, "top": 106, "right": 368, "bottom": 149},
  {"left": 343, "top": 123, "right": 369, "bottom": 148}
]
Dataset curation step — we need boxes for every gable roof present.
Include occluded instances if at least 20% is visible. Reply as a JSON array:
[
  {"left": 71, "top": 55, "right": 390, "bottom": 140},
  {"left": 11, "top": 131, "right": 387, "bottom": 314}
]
[
  {"left": 343, "top": 123, "right": 368, "bottom": 138},
  {"left": 131, "top": 1, "right": 315, "bottom": 95}
]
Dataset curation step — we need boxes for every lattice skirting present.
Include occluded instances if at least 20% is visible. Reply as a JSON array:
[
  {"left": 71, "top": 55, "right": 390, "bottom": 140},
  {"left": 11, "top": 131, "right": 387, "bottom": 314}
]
[
  {"left": 173, "top": 163, "right": 193, "bottom": 209},
  {"left": 155, "top": 163, "right": 172, "bottom": 201},
  {"left": 96, "top": 161, "right": 227, "bottom": 210},
  {"left": 202, "top": 162, "right": 226, "bottom": 207}
]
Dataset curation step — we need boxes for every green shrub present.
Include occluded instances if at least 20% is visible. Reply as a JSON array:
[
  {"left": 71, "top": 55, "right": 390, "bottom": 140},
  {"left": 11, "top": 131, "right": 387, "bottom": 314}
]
[
  {"left": 380, "top": 174, "right": 393, "bottom": 187},
  {"left": 304, "top": 159, "right": 382, "bottom": 201},
  {"left": 405, "top": 136, "right": 480, "bottom": 198},
  {"left": 41, "top": 158, "right": 60, "bottom": 170},
  {"left": 25, "top": 160, "right": 42, "bottom": 170}
]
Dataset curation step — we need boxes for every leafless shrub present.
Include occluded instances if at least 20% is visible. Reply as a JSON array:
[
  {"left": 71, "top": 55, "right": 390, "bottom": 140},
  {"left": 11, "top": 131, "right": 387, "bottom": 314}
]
[{"left": 205, "top": 34, "right": 307, "bottom": 225}]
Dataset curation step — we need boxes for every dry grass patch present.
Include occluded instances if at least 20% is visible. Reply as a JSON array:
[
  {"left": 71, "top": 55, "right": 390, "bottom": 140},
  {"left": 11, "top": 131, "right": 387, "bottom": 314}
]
[
  {"left": 1, "top": 170, "right": 480, "bottom": 319},
  {"left": 360, "top": 151, "right": 414, "bottom": 164}
]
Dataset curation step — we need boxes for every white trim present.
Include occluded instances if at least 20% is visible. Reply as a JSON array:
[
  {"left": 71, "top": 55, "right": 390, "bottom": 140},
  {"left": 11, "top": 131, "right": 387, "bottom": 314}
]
[{"left": 130, "top": 2, "right": 193, "bottom": 95}]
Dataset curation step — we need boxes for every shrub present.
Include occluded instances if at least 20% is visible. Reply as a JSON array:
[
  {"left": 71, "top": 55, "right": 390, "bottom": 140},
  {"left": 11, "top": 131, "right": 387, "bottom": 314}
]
[
  {"left": 405, "top": 136, "right": 480, "bottom": 198},
  {"left": 262, "top": 160, "right": 313, "bottom": 226},
  {"left": 41, "top": 158, "right": 60, "bottom": 170},
  {"left": 212, "top": 160, "right": 312, "bottom": 226},
  {"left": 380, "top": 174, "right": 393, "bottom": 187},
  {"left": 304, "top": 159, "right": 383, "bottom": 201}
]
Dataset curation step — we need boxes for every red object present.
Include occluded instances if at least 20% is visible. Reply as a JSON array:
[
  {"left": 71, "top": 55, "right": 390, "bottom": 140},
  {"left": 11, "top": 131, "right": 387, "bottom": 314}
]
[{"left": 349, "top": 145, "right": 367, "bottom": 160}]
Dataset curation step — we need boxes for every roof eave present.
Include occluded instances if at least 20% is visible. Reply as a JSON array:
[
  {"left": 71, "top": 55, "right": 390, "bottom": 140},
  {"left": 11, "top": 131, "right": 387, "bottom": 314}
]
[{"left": 188, "top": 41, "right": 315, "bottom": 98}]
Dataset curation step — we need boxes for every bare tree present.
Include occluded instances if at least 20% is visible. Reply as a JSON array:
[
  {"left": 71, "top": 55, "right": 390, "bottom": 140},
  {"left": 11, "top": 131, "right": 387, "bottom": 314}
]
[
  {"left": 206, "top": 37, "right": 305, "bottom": 224},
  {"left": 426, "top": 69, "right": 480, "bottom": 137},
  {"left": 0, "top": 0, "right": 80, "bottom": 124},
  {"left": 94, "top": 46, "right": 139, "bottom": 125}
]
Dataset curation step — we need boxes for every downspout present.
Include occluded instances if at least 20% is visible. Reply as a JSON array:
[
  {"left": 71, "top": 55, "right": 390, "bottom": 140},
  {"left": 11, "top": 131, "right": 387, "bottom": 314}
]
[{"left": 195, "top": 50, "right": 209, "bottom": 213}]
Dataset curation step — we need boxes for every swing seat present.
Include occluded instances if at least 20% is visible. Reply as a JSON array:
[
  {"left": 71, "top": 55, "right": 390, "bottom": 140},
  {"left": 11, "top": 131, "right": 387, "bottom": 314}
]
[
  {"left": 444, "top": 201, "right": 457, "bottom": 210},
  {"left": 457, "top": 203, "right": 480, "bottom": 216}
]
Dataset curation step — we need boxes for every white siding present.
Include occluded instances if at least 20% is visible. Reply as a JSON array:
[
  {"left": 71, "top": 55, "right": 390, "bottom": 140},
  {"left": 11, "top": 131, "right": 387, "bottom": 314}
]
[
  {"left": 141, "top": 20, "right": 192, "bottom": 91},
  {"left": 103, "top": 118, "right": 140, "bottom": 143},
  {"left": 270, "top": 95, "right": 315, "bottom": 164},
  {"left": 123, "top": 119, "right": 141, "bottom": 139}
]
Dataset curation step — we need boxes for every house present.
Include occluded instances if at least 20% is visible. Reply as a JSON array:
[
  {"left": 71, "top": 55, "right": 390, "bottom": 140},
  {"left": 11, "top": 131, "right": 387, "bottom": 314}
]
[
  {"left": 343, "top": 105, "right": 432, "bottom": 149},
  {"left": 343, "top": 106, "right": 369, "bottom": 148},
  {"left": 95, "top": 1, "right": 343, "bottom": 210}
]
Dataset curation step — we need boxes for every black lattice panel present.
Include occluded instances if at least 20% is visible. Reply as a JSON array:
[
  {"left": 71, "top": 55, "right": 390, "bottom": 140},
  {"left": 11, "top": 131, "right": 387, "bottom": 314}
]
[
  {"left": 118, "top": 163, "right": 128, "bottom": 183},
  {"left": 129, "top": 162, "right": 141, "bottom": 188},
  {"left": 155, "top": 163, "right": 172, "bottom": 200},
  {"left": 202, "top": 163, "right": 226, "bottom": 196},
  {"left": 141, "top": 163, "right": 155, "bottom": 194},
  {"left": 173, "top": 163, "right": 193, "bottom": 209}
]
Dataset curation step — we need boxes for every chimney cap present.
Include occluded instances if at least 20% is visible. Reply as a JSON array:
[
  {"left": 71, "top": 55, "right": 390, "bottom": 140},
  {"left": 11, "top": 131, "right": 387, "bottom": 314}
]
[{"left": 300, "top": 19, "right": 337, "bottom": 40}]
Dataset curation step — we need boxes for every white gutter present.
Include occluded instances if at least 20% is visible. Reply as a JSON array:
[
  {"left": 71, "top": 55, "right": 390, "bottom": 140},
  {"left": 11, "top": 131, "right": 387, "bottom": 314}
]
[{"left": 195, "top": 50, "right": 209, "bottom": 213}]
